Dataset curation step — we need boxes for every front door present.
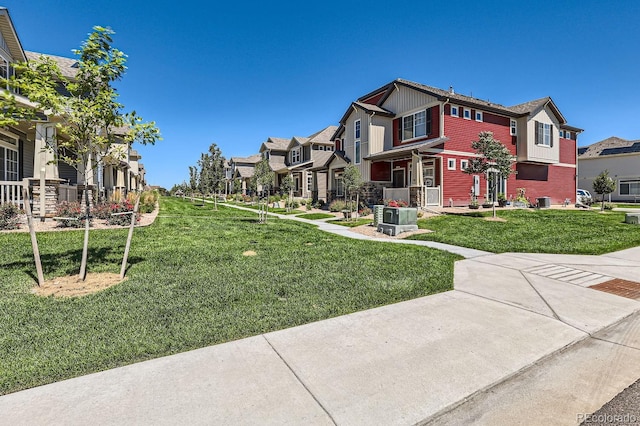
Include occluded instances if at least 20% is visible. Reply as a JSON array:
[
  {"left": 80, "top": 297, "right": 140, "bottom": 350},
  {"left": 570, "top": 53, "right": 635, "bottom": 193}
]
[{"left": 392, "top": 169, "right": 405, "bottom": 188}]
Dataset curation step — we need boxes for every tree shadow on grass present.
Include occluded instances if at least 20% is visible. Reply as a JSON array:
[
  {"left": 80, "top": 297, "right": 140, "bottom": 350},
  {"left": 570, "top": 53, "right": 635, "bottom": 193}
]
[{"left": 5, "top": 247, "right": 145, "bottom": 282}]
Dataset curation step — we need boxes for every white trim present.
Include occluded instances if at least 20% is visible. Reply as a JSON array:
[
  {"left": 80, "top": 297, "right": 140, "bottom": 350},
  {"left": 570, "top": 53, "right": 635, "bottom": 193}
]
[
  {"left": 463, "top": 108, "right": 471, "bottom": 120},
  {"left": 475, "top": 111, "right": 483, "bottom": 122},
  {"left": 460, "top": 159, "right": 469, "bottom": 171},
  {"left": 447, "top": 158, "right": 456, "bottom": 170},
  {"left": 510, "top": 120, "right": 517, "bottom": 136},
  {"left": 354, "top": 119, "right": 361, "bottom": 140},
  {"left": 401, "top": 109, "right": 428, "bottom": 142},
  {"left": 354, "top": 140, "right": 361, "bottom": 164},
  {"left": 450, "top": 105, "right": 459, "bottom": 117}
]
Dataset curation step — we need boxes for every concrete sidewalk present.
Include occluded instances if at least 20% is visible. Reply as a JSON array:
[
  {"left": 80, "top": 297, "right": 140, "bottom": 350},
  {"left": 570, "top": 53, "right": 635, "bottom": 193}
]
[{"left": 2, "top": 244, "right": 640, "bottom": 425}]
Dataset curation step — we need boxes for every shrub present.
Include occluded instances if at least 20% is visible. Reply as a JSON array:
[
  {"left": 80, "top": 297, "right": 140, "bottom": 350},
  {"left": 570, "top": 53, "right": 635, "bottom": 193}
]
[
  {"left": 313, "top": 200, "right": 325, "bottom": 209},
  {"left": 359, "top": 206, "right": 372, "bottom": 216},
  {"left": 329, "top": 200, "right": 346, "bottom": 212},
  {"left": 268, "top": 195, "right": 281, "bottom": 203},
  {"left": 0, "top": 203, "right": 21, "bottom": 230},
  {"left": 602, "top": 202, "right": 615, "bottom": 211},
  {"left": 306, "top": 198, "right": 313, "bottom": 210},
  {"left": 286, "top": 199, "right": 300, "bottom": 209},
  {"left": 107, "top": 200, "right": 137, "bottom": 226},
  {"left": 93, "top": 203, "right": 112, "bottom": 219},
  {"left": 55, "top": 201, "right": 86, "bottom": 228},
  {"left": 139, "top": 190, "right": 158, "bottom": 213}
]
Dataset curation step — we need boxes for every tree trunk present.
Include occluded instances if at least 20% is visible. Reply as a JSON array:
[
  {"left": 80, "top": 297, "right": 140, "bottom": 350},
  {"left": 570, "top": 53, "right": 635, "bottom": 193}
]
[
  {"left": 22, "top": 186, "right": 44, "bottom": 286},
  {"left": 120, "top": 193, "right": 140, "bottom": 279},
  {"left": 79, "top": 184, "right": 90, "bottom": 280}
]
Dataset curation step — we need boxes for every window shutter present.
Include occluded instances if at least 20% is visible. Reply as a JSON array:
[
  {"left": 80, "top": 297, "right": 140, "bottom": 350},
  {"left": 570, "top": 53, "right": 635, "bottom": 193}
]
[
  {"left": 393, "top": 118, "right": 401, "bottom": 144},
  {"left": 535, "top": 121, "right": 539, "bottom": 144},
  {"left": 18, "top": 139, "right": 23, "bottom": 180},
  {"left": 550, "top": 126, "right": 554, "bottom": 147},
  {"left": 426, "top": 108, "right": 432, "bottom": 136}
]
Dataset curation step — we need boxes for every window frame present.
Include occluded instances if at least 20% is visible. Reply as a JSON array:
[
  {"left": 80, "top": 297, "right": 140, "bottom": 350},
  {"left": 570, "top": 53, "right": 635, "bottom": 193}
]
[
  {"left": 460, "top": 159, "right": 469, "bottom": 171},
  {"left": 475, "top": 111, "right": 483, "bottom": 122},
  {"left": 354, "top": 119, "right": 361, "bottom": 140},
  {"left": 291, "top": 147, "right": 301, "bottom": 164},
  {"left": 401, "top": 109, "right": 429, "bottom": 142},
  {"left": 463, "top": 108, "right": 471, "bottom": 120},
  {"left": 447, "top": 158, "right": 456, "bottom": 170},
  {"left": 510, "top": 120, "right": 517, "bottom": 136},
  {"left": 450, "top": 105, "right": 459, "bottom": 117},
  {"left": 354, "top": 140, "right": 361, "bottom": 165},
  {"left": 619, "top": 180, "right": 640, "bottom": 196}
]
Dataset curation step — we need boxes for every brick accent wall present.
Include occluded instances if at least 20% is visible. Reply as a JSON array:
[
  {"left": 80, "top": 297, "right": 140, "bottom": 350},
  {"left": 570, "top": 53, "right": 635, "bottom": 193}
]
[{"left": 559, "top": 137, "right": 577, "bottom": 164}]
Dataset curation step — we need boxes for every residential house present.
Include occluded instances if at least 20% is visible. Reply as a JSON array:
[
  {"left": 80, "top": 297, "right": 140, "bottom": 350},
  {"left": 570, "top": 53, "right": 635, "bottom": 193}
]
[
  {"left": 284, "top": 125, "right": 336, "bottom": 199},
  {"left": 258, "top": 137, "right": 289, "bottom": 191},
  {"left": 577, "top": 137, "right": 640, "bottom": 202},
  {"left": 229, "top": 154, "right": 261, "bottom": 195},
  {"left": 325, "top": 78, "right": 581, "bottom": 207},
  {"left": 0, "top": 7, "right": 146, "bottom": 215}
]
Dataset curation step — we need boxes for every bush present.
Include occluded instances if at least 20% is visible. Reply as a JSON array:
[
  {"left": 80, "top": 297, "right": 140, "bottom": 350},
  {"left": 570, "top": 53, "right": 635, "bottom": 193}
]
[
  {"left": 0, "top": 203, "right": 21, "bottom": 230},
  {"left": 313, "top": 200, "right": 325, "bottom": 209},
  {"left": 107, "top": 200, "right": 137, "bottom": 226},
  {"left": 93, "top": 203, "right": 112, "bottom": 219},
  {"left": 268, "top": 195, "right": 281, "bottom": 203},
  {"left": 329, "top": 200, "right": 346, "bottom": 212},
  {"left": 359, "top": 206, "right": 372, "bottom": 216},
  {"left": 139, "top": 190, "right": 158, "bottom": 213},
  {"left": 286, "top": 199, "right": 299, "bottom": 209},
  {"left": 55, "top": 201, "right": 86, "bottom": 228},
  {"left": 306, "top": 198, "right": 313, "bottom": 210},
  {"left": 602, "top": 202, "right": 615, "bottom": 211}
]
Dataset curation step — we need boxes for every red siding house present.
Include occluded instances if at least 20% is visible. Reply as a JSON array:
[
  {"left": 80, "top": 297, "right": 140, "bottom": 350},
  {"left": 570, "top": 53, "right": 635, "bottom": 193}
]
[{"left": 326, "top": 79, "right": 582, "bottom": 207}]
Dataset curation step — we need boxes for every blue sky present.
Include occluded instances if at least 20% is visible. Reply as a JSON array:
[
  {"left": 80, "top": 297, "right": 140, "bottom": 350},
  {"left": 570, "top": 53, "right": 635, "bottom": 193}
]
[{"left": 4, "top": 1, "right": 640, "bottom": 189}]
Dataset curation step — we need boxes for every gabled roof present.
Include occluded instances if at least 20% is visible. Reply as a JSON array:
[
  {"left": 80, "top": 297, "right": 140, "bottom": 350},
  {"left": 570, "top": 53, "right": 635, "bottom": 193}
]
[
  {"left": 306, "top": 125, "right": 338, "bottom": 145},
  {"left": 260, "top": 137, "right": 290, "bottom": 152},
  {"left": 309, "top": 150, "right": 351, "bottom": 171},
  {"left": 234, "top": 166, "right": 255, "bottom": 178},
  {"left": 0, "top": 8, "right": 26, "bottom": 63},
  {"left": 578, "top": 137, "right": 640, "bottom": 158},
  {"left": 352, "top": 78, "right": 577, "bottom": 127},
  {"left": 268, "top": 156, "right": 288, "bottom": 173},
  {"left": 336, "top": 101, "right": 395, "bottom": 126},
  {"left": 26, "top": 51, "right": 79, "bottom": 79},
  {"left": 230, "top": 154, "right": 262, "bottom": 165}
]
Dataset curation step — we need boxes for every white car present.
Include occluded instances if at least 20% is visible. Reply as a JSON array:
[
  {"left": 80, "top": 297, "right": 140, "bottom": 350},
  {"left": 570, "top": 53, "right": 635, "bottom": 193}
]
[{"left": 577, "top": 189, "right": 592, "bottom": 205}]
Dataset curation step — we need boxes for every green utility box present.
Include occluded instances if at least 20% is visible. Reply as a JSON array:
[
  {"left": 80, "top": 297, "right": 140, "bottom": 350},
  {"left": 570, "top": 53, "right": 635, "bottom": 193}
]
[{"left": 383, "top": 207, "right": 418, "bottom": 225}]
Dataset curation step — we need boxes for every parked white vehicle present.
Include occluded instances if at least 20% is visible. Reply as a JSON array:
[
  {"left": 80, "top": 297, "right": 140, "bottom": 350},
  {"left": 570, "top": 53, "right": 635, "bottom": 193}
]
[{"left": 577, "top": 189, "right": 593, "bottom": 205}]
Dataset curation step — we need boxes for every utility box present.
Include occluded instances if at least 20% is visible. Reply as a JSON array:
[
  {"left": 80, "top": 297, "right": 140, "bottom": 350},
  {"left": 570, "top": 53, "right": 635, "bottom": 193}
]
[
  {"left": 378, "top": 207, "right": 419, "bottom": 236},
  {"left": 537, "top": 197, "right": 551, "bottom": 208},
  {"left": 383, "top": 207, "right": 417, "bottom": 225},
  {"left": 626, "top": 213, "right": 640, "bottom": 225},
  {"left": 373, "top": 205, "right": 384, "bottom": 226}
]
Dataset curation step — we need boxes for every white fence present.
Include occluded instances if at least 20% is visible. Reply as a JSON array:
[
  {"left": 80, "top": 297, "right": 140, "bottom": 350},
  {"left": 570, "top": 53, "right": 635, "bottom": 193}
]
[
  {"left": 383, "top": 187, "right": 410, "bottom": 203},
  {"left": 425, "top": 186, "right": 440, "bottom": 206},
  {"left": 0, "top": 180, "right": 24, "bottom": 207}
]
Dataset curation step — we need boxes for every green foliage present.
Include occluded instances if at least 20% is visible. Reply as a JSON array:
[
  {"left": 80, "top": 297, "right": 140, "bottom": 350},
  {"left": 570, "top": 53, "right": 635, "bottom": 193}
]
[
  {"left": 593, "top": 170, "right": 617, "bottom": 211},
  {"left": 139, "top": 190, "right": 159, "bottom": 214},
  {"left": 0, "top": 196, "right": 459, "bottom": 394},
  {"left": 106, "top": 199, "right": 137, "bottom": 226},
  {"left": 329, "top": 199, "right": 346, "bottom": 212},
  {"left": 254, "top": 158, "right": 275, "bottom": 196},
  {"left": 296, "top": 213, "right": 334, "bottom": 220},
  {"left": 327, "top": 218, "right": 372, "bottom": 227},
  {"left": 464, "top": 131, "right": 515, "bottom": 177},
  {"left": 342, "top": 164, "right": 363, "bottom": 199},
  {"left": 0, "top": 204, "right": 20, "bottom": 230}
]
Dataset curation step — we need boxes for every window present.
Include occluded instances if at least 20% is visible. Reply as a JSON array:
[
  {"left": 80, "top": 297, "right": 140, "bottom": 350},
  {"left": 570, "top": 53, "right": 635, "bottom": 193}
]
[
  {"left": 5, "top": 148, "right": 18, "bottom": 181},
  {"left": 535, "top": 122, "right": 552, "bottom": 147},
  {"left": 451, "top": 105, "right": 459, "bottom": 117},
  {"left": 461, "top": 159, "right": 469, "bottom": 171},
  {"left": 402, "top": 109, "right": 429, "bottom": 141},
  {"left": 620, "top": 180, "right": 640, "bottom": 196},
  {"left": 354, "top": 140, "right": 361, "bottom": 164},
  {"left": 463, "top": 108, "right": 471, "bottom": 120},
  {"left": 354, "top": 119, "right": 361, "bottom": 140},
  {"left": 475, "top": 111, "right": 483, "bottom": 122},
  {"left": 291, "top": 147, "right": 301, "bottom": 163},
  {"left": 565, "top": 131, "right": 571, "bottom": 140},
  {"left": 447, "top": 158, "right": 456, "bottom": 170},
  {"left": 307, "top": 172, "right": 313, "bottom": 192},
  {"left": 510, "top": 120, "right": 517, "bottom": 136},
  {"left": 335, "top": 172, "right": 344, "bottom": 196},
  {"left": 0, "top": 131, "right": 19, "bottom": 181}
]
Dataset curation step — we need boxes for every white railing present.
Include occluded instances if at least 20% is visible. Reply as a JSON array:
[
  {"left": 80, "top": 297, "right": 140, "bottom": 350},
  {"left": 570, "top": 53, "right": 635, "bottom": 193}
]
[
  {"left": 58, "top": 184, "right": 78, "bottom": 203},
  {"left": 0, "top": 180, "right": 25, "bottom": 207},
  {"left": 383, "top": 187, "right": 410, "bottom": 203}
]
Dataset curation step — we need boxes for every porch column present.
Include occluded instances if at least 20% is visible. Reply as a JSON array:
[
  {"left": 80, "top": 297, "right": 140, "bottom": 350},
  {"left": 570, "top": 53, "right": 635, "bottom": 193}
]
[{"left": 32, "top": 123, "right": 58, "bottom": 180}]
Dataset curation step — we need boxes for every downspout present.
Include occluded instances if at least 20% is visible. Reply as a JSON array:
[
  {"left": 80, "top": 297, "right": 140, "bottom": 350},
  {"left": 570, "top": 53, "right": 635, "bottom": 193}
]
[{"left": 439, "top": 98, "right": 449, "bottom": 207}]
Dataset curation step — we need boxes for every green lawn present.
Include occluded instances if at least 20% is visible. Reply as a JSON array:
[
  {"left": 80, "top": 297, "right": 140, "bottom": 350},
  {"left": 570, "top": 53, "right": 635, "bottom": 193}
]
[
  {"left": 296, "top": 213, "right": 335, "bottom": 220},
  {"left": 327, "top": 218, "right": 373, "bottom": 227},
  {"left": 410, "top": 209, "right": 640, "bottom": 254},
  {"left": 0, "top": 197, "right": 460, "bottom": 395}
]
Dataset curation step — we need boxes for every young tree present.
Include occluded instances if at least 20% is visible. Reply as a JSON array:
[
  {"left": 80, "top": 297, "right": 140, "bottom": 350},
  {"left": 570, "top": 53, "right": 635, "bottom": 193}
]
[
  {"left": 464, "top": 131, "right": 515, "bottom": 217},
  {"left": 280, "top": 173, "right": 294, "bottom": 211},
  {"left": 2, "top": 26, "right": 160, "bottom": 280},
  {"left": 592, "top": 170, "right": 616, "bottom": 211},
  {"left": 254, "top": 158, "right": 274, "bottom": 223},
  {"left": 342, "top": 163, "right": 363, "bottom": 220},
  {"left": 188, "top": 165, "right": 199, "bottom": 199}
]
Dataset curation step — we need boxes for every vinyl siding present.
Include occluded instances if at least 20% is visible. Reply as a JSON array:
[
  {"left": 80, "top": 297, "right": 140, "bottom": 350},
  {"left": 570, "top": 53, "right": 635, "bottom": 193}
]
[
  {"left": 383, "top": 85, "right": 438, "bottom": 114},
  {"left": 521, "top": 107, "right": 560, "bottom": 163}
]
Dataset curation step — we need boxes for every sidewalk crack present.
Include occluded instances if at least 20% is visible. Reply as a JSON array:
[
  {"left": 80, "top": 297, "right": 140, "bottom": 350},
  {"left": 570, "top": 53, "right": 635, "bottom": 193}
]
[{"left": 262, "top": 335, "right": 338, "bottom": 425}]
